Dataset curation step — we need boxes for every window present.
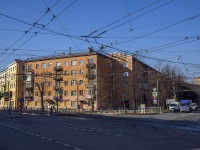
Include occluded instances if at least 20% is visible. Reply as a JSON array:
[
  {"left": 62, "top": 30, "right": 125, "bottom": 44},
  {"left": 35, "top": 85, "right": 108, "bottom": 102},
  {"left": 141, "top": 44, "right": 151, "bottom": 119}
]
[
  {"left": 80, "top": 70, "right": 83, "bottom": 74},
  {"left": 56, "top": 62, "right": 61, "bottom": 67},
  {"left": 65, "top": 61, "right": 68, "bottom": 66},
  {"left": 71, "top": 60, "right": 76, "bottom": 66},
  {"left": 49, "top": 62, "right": 52, "bottom": 68},
  {"left": 43, "top": 92, "right": 46, "bottom": 96},
  {"left": 79, "top": 80, "right": 83, "bottom": 85},
  {"left": 71, "top": 80, "right": 76, "bottom": 86},
  {"left": 36, "top": 64, "right": 39, "bottom": 69},
  {"left": 35, "top": 102, "right": 38, "bottom": 106},
  {"left": 80, "top": 60, "right": 83, "bottom": 65},
  {"left": 79, "top": 90, "right": 83, "bottom": 95},
  {"left": 88, "top": 58, "right": 94, "bottom": 64},
  {"left": 86, "top": 89, "right": 93, "bottom": 98},
  {"left": 123, "top": 72, "right": 129, "bottom": 77},
  {"left": 49, "top": 72, "right": 52, "bottom": 77},
  {"left": 71, "top": 101, "right": 77, "bottom": 107},
  {"left": 64, "top": 81, "right": 68, "bottom": 86},
  {"left": 64, "top": 91, "right": 68, "bottom": 96},
  {"left": 41, "top": 72, "right": 46, "bottom": 77},
  {"left": 123, "top": 62, "right": 128, "bottom": 67},
  {"left": 42, "top": 63, "right": 46, "bottom": 68},
  {"left": 48, "top": 91, "right": 51, "bottom": 96},
  {"left": 64, "top": 71, "right": 68, "bottom": 75},
  {"left": 71, "top": 70, "right": 76, "bottom": 75},
  {"left": 22, "top": 65, "right": 25, "bottom": 71},
  {"left": 35, "top": 92, "right": 38, "bottom": 96},
  {"left": 71, "top": 90, "right": 76, "bottom": 96},
  {"left": 28, "top": 64, "right": 32, "bottom": 70}
]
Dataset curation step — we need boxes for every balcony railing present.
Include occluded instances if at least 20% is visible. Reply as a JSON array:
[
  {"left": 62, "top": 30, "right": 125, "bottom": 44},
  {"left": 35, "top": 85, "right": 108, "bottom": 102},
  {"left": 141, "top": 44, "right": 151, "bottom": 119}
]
[
  {"left": 54, "top": 66, "right": 63, "bottom": 71},
  {"left": 86, "top": 74, "right": 95, "bottom": 80},
  {"left": 25, "top": 82, "right": 34, "bottom": 90},
  {"left": 86, "top": 63, "right": 96, "bottom": 68},
  {"left": 54, "top": 76, "right": 63, "bottom": 81},
  {"left": 85, "top": 94, "right": 94, "bottom": 99},
  {"left": 26, "top": 69, "right": 34, "bottom": 72},
  {"left": 53, "top": 86, "right": 63, "bottom": 90},
  {"left": 86, "top": 84, "right": 96, "bottom": 89}
]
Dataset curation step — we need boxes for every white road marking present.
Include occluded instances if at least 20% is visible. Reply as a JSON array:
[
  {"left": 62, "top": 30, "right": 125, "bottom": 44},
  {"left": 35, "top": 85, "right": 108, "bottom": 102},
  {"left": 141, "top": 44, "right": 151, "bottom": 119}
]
[{"left": 63, "top": 144, "right": 71, "bottom": 147}]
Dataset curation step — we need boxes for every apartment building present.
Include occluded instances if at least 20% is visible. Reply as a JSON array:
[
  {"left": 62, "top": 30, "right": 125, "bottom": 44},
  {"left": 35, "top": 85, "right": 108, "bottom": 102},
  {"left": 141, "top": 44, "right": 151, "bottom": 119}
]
[
  {"left": 0, "top": 60, "right": 25, "bottom": 108},
  {"left": 108, "top": 52, "right": 158, "bottom": 109},
  {"left": 24, "top": 48, "right": 158, "bottom": 111},
  {"left": 24, "top": 48, "right": 112, "bottom": 110}
]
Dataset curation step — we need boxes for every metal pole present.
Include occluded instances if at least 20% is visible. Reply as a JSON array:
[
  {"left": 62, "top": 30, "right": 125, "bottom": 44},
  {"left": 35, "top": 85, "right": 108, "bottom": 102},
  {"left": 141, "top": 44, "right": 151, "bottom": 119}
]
[
  {"left": 77, "top": 81, "right": 79, "bottom": 110},
  {"left": 8, "top": 81, "right": 11, "bottom": 115}
]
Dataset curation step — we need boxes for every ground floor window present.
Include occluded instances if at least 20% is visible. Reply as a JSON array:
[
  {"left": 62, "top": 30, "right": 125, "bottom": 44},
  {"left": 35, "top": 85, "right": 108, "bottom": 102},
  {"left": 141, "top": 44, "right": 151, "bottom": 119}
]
[{"left": 71, "top": 101, "right": 77, "bottom": 107}]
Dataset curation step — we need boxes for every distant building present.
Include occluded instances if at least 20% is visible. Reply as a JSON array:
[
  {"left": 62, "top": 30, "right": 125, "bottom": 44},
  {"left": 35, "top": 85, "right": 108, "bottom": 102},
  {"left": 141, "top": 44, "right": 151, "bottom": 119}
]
[{"left": 0, "top": 60, "right": 25, "bottom": 108}]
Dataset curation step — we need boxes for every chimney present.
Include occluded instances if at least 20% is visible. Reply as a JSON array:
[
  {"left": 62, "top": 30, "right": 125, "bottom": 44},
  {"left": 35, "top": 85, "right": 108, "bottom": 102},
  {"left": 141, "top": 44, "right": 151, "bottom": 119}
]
[{"left": 88, "top": 47, "right": 93, "bottom": 53}]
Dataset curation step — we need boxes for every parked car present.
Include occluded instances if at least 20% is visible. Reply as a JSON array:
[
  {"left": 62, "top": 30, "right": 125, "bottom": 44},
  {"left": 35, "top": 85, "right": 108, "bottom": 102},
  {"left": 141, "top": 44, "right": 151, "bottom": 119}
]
[{"left": 192, "top": 103, "right": 198, "bottom": 111}]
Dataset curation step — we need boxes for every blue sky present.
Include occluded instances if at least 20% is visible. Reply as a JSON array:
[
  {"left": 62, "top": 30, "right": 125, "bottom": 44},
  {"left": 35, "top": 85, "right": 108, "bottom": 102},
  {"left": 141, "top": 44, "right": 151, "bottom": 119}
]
[{"left": 0, "top": 0, "right": 200, "bottom": 80}]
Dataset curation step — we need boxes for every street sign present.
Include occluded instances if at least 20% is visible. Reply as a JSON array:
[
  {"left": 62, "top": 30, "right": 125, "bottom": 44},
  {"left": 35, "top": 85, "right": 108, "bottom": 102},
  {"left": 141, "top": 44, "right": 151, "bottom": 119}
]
[
  {"left": 4, "top": 97, "right": 9, "bottom": 101},
  {"left": 21, "top": 74, "right": 27, "bottom": 81},
  {"left": 152, "top": 92, "right": 158, "bottom": 97},
  {"left": 153, "top": 100, "right": 157, "bottom": 104},
  {"left": 3, "top": 92, "right": 9, "bottom": 97},
  {"left": 19, "top": 98, "right": 24, "bottom": 103},
  {"left": 59, "top": 90, "right": 63, "bottom": 95}
]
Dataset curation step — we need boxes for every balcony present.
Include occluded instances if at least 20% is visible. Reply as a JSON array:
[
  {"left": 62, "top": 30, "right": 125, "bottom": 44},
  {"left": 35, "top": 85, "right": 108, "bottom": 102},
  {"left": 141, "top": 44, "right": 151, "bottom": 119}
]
[
  {"left": 53, "top": 86, "right": 63, "bottom": 90},
  {"left": 26, "top": 69, "right": 34, "bottom": 72},
  {"left": 86, "top": 84, "right": 96, "bottom": 89},
  {"left": 85, "top": 94, "right": 94, "bottom": 99},
  {"left": 54, "top": 66, "right": 63, "bottom": 71},
  {"left": 86, "top": 74, "right": 95, "bottom": 80},
  {"left": 86, "top": 63, "right": 96, "bottom": 68},
  {"left": 54, "top": 76, "right": 63, "bottom": 81},
  {"left": 25, "top": 82, "right": 34, "bottom": 91}
]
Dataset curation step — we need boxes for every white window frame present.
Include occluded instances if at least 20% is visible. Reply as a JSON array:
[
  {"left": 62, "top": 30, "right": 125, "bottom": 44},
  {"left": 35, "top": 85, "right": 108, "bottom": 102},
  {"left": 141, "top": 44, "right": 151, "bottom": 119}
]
[
  {"left": 71, "top": 60, "right": 76, "bottom": 66},
  {"left": 80, "top": 60, "right": 83, "bottom": 65}
]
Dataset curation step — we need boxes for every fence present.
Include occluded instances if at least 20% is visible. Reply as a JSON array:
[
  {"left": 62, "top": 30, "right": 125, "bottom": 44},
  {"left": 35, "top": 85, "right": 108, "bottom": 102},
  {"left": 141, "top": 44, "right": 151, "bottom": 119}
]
[{"left": 0, "top": 106, "right": 162, "bottom": 116}]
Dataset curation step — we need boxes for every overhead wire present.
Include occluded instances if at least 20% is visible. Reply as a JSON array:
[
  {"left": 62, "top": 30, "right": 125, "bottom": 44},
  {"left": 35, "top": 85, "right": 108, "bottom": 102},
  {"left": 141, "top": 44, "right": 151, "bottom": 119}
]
[
  {"left": 0, "top": 0, "right": 80, "bottom": 63},
  {"left": 42, "top": 0, "right": 80, "bottom": 52},
  {"left": 0, "top": 0, "right": 61, "bottom": 59}
]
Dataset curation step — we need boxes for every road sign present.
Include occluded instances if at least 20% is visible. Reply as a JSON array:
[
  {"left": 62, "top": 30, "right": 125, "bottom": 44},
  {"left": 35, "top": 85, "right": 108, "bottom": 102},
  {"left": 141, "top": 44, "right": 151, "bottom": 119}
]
[
  {"left": 4, "top": 97, "right": 9, "bottom": 101},
  {"left": 152, "top": 92, "right": 158, "bottom": 97},
  {"left": 3, "top": 92, "right": 9, "bottom": 97},
  {"left": 19, "top": 98, "right": 24, "bottom": 103},
  {"left": 153, "top": 100, "right": 157, "bottom": 104},
  {"left": 21, "top": 74, "right": 27, "bottom": 80}
]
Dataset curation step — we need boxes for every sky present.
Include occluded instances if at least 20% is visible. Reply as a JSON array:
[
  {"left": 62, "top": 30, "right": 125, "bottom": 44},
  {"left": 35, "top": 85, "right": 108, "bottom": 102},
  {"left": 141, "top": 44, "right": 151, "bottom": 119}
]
[{"left": 0, "top": 0, "right": 200, "bottom": 81}]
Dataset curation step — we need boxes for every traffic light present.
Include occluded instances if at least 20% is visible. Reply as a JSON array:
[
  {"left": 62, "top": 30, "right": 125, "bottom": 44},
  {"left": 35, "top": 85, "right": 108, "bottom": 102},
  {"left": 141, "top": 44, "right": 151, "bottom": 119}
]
[{"left": 10, "top": 91, "right": 12, "bottom": 98}]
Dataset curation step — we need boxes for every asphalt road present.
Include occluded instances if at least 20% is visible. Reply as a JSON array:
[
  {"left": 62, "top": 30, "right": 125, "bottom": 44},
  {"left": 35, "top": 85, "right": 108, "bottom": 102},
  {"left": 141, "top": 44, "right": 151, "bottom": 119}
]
[{"left": 0, "top": 110, "right": 200, "bottom": 150}]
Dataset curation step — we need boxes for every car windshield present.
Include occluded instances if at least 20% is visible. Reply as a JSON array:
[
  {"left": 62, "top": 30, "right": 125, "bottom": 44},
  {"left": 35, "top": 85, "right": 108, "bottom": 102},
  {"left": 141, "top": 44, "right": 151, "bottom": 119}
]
[
  {"left": 192, "top": 103, "right": 197, "bottom": 106},
  {"left": 181, "top": 103, "right": 188, "bottom": 106},
  {"left": 170, "top": 104, "right": 177, "bottom": 107}
]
